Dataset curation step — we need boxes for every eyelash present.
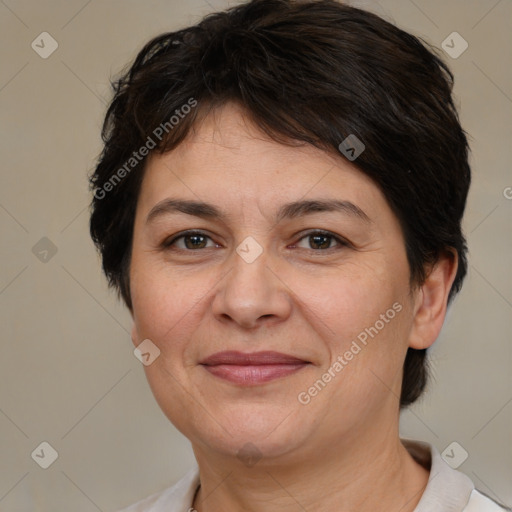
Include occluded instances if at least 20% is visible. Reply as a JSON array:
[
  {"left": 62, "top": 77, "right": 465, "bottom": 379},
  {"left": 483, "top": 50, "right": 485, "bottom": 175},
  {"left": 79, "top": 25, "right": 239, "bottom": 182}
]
[{"left": 162, "top": 229, "right": 349, "bottom": 252}]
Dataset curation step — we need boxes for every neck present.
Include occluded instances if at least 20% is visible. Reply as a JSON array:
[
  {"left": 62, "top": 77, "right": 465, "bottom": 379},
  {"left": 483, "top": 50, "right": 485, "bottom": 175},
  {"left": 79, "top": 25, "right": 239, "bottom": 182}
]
[{"left": 191, "top": 425, "right": 429, "bottom": 512}]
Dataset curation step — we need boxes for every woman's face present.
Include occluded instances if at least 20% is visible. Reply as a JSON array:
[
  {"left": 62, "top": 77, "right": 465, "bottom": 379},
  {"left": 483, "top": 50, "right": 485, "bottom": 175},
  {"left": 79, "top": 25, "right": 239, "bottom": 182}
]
[{"left": 129, "top": 102, "right": 420, "bottom": 462}]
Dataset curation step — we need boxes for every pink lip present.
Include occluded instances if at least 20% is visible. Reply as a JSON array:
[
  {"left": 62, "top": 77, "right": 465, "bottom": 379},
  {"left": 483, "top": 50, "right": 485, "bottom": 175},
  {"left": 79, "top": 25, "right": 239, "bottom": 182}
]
[{"left": 200, "top": 351, "right": 310, "bottom": 385}]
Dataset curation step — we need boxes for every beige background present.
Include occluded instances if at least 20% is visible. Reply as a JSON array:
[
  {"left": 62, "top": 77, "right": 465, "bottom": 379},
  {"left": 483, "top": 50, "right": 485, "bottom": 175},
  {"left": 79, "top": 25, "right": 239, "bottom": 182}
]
[{"left": 0, "top": 0, "right": 510, "bottom": 510}]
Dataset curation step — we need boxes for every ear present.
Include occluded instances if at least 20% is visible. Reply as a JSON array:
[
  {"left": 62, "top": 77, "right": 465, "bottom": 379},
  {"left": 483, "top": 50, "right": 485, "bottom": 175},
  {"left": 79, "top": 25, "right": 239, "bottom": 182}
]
[{"left": 409, "top": 249, "right": 458, "bottom": 350}]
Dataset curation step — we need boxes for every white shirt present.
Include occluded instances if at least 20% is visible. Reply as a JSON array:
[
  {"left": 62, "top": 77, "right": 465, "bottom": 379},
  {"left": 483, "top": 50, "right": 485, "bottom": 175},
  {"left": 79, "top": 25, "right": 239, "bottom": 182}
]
[{"left": 117, "top": 439, "right": 509, "bottom": 511}]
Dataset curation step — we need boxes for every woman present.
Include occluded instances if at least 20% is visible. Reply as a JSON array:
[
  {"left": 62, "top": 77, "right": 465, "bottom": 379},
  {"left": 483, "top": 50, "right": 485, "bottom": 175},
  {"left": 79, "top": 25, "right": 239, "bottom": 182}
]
[{"left": 89, "top": 1, "right": 509, "bottom": 510}]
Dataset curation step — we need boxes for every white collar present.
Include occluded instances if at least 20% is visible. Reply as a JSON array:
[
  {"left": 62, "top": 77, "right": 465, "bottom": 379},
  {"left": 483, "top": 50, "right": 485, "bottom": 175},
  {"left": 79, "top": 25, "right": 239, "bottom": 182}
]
[{"left": 402, "top": 438, "right": 474, "bottom": 511}]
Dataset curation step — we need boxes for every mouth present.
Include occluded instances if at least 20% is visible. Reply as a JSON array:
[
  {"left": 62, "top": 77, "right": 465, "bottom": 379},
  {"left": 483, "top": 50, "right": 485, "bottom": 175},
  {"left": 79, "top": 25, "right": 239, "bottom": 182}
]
[{"left": 200, "top": 351, "right": 311, "bottom": 386}]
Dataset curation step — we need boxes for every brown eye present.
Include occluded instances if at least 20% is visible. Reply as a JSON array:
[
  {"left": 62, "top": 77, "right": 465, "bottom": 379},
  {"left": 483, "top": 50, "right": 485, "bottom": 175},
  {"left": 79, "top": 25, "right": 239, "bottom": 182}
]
[
  {"left": 294, "top": 231, "right": 347, "bottom": 250},
  {"left": 164, "top": 231, "right": 216, "bottom": 250},
  {"left": 308, "top": 233, "right": 333, "bottom": 250},
  {"left": 183, "top": 234, "right": 208, "bottom": 249}
]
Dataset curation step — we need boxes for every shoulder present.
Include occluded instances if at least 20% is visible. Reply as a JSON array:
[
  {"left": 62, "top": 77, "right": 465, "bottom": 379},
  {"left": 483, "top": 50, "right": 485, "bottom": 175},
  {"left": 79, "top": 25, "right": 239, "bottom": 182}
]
[
  {"left": 401, "top": 439, "right": 510, "bottom": 512},
  {"left": 115, "top": 466, "right": 200, "bottom": 512},
  {"left": 463, "top": 490, "right": 511, "bottom": 512}
]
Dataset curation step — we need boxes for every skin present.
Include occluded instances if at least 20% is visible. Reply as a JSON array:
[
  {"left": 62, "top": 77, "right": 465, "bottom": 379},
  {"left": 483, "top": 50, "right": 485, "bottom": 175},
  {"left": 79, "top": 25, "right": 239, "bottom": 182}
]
[{"left": 129, "top": 102, "right": 458, "bottom": 512}]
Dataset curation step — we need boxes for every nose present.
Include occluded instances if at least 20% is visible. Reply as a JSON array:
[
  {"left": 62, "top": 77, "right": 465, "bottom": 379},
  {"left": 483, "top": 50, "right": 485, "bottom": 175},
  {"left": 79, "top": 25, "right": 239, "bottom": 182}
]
[{"left": 211, "top": 245, "right": 292, "bottom": 330}]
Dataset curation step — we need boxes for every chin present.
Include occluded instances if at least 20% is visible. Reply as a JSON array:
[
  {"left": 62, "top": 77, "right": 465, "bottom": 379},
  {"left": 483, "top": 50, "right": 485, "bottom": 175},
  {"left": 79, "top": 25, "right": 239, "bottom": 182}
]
[{"left": 187, "top": 407, "right": 311, "bottom": 463}]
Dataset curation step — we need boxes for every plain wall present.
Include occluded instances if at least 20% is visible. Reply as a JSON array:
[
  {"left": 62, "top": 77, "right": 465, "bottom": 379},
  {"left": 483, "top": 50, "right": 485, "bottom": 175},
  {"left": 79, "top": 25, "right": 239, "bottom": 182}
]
[{"left": 0, "top": 0, "right": 510, "bottom": 510}]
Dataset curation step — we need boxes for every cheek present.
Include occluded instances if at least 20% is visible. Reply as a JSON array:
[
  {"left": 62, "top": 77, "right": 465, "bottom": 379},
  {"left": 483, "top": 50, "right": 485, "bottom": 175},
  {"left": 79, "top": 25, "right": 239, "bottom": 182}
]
[
  {"left": 295, "top": 264, "right": 411, "bottom": 394},
  {"left": 296, "top": 262, "right": 404, "bottom": 342},
  {"left": 130, "top": 262, "right": 208, "bottom": 348}
]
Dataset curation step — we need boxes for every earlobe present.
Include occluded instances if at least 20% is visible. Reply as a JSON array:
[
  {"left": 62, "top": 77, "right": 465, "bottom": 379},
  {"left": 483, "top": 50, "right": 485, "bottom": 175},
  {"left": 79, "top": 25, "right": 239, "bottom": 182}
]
[
  {"left": 409, "top": 250, "right": 458, "bottom": 350},
  {"left": 131, "top": 323, "right": 140, "bottom": 348}
]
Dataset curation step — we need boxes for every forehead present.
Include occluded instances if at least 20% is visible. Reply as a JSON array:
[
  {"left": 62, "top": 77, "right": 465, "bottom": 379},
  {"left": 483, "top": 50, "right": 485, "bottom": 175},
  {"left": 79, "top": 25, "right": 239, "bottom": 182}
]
[{"left": 138, "top": 102, "right": 386, "bottom": 220}]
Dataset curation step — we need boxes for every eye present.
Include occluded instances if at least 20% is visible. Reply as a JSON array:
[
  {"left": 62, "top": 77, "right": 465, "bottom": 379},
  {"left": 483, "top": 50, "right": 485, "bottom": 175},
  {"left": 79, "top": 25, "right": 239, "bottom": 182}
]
[
  {"left": 163, "top": 231, "right": 218, "bottom": 250},
  {"left": 162, "top": 230, "right": 348, "bottom": 252},
  {"left": 292, "top": 230, "right": 348, "bottom": 251}
]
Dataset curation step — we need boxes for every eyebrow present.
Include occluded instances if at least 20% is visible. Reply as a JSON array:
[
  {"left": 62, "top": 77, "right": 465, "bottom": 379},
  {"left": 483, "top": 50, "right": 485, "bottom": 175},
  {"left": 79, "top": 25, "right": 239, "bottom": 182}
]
[{"left": 146, "top": 198, "right": 372, "bottom": 225}]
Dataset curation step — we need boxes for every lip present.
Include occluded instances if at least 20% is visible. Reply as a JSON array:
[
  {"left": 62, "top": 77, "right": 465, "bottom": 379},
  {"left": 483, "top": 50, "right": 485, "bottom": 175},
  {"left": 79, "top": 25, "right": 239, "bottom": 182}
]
[{"left": 200, "top": 351, "right": 310, "bottom": 385}]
